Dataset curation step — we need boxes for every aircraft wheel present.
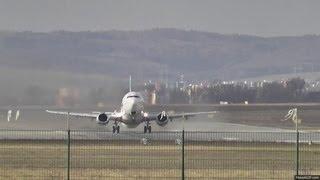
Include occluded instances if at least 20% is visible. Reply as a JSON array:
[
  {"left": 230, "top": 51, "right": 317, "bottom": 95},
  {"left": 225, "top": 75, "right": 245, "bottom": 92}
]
[
  {"left": 148, "top": 126, "right": 152, "bottom": 133},
  {"left": 116, "top": 126, "right": 120, "bottom": 133},
  {"left": 112, "top": 126, "right": 116, "bottom": 134},
  {"left": 144, "top": 126, "right": 147, "bottom": 133}
]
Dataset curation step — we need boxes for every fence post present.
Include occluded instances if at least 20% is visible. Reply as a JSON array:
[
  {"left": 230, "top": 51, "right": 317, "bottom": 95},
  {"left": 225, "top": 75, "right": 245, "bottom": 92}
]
[
  {"left": 66, "top": 112, "right": 71, "bottom": 180},
  {"left": 296, "top": 130, "right": 299, "bottom": 176},
  {"left": 182, "top": 130, "right": 185, "bottom": 180},
  {"left": 67, "top": 129, "right": 71, "bottom": 180}
]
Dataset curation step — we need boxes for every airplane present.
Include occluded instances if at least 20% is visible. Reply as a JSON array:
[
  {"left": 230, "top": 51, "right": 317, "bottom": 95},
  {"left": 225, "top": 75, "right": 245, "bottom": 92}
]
[{"left": 46, "top": 77, "right": 216, "bottom": 133}]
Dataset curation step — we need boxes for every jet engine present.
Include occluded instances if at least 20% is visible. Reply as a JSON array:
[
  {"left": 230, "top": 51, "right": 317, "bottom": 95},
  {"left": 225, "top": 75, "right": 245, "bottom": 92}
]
[
  {"left": 156, "top": 111, "right": 169, "bottom": 126},
  {"left": 96, "top": 113, "right": 109, "bottom": 124}
]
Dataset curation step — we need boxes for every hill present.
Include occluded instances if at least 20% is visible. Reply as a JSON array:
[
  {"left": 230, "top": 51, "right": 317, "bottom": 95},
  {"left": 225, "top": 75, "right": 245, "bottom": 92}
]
[
  {"left": 1, "top": 29, "right": 320, "bottom": 81},
  {"left": 1, "top": 29, "right": 320, "bottom": 106}
]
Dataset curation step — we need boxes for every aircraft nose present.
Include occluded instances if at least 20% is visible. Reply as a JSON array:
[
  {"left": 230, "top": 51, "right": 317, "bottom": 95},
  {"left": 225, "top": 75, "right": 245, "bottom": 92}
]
[
  {"left": 127, "top": 100, "right": 136, "bottom": 110},
  {"left": 125, "top": 98, "right": 141, "bottom": 115},
  {"left": 127, "top": 97, "right": 137, "bottom": 104}
]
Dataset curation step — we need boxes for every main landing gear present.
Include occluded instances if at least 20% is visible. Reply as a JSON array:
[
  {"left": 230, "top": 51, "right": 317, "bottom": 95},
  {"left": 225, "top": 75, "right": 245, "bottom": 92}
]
[
  {"left": 144, "top": 121, "right": 151, "bottom": 133},
  {"left": 112, "top": 122, "right": 120, "bottom": 134}
]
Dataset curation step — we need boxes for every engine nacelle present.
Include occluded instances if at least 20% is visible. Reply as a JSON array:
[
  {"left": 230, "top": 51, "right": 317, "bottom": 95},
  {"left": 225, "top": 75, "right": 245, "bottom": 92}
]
[
  {"left": 96, "top": 113, "right": 109, "bottom": 124},
  {"left": 156, "top": 111, "right": 169, "bottom": 127}
]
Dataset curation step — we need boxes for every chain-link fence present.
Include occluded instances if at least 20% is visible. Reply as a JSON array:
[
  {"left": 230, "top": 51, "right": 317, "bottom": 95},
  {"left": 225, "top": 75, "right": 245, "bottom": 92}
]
[
  {"left": 0, "top": 130, "right": 320, "bottom": 179},
  {"left": 0, "top": 130, "right": 67, "bottom": 179}
]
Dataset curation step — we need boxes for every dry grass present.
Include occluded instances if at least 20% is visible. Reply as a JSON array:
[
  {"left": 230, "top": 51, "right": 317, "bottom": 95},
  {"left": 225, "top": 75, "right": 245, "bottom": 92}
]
[{"left": 1, "top": 140, "right": 320, "bottom": 179}]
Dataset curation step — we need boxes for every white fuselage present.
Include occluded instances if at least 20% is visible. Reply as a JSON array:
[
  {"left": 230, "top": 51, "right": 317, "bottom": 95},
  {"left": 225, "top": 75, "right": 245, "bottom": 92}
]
[{"left": 120, "top": 92, "right": 145, "bottom": 128}]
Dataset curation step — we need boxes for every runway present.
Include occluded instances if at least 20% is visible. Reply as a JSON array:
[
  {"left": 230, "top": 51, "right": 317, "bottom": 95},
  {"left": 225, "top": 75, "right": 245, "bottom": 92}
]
[
  {"left": 0, "top": 107, "right": 319, "bottom": 143},
  {"left": 0, "top": 106, "right": 296, "bottom": 131},
  {"left": 0, "top": 127, "right": 319, "bottom": 144}
]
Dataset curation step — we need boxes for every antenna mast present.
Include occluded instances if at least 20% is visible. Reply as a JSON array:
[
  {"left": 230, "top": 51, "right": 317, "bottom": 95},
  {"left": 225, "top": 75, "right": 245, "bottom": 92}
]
[{"left": 129, "top": 75, "right": 132, "bottom": 92}]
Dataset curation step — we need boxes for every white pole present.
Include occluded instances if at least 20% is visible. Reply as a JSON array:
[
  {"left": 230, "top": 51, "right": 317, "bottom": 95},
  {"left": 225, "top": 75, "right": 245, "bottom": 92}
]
[{"left": 294, "top": 108, "right": 299, "bottom": 175}]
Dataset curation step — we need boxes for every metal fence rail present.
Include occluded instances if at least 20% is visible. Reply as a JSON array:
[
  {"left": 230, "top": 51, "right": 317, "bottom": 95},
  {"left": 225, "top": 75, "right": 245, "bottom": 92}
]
[{"left": 0, "top": 130, "right": 320, "bottom": 179}]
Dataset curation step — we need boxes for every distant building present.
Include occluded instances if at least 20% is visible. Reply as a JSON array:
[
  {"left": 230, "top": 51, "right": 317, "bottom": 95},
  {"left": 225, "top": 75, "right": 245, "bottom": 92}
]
[{"left": 56, "top": 87, "right": 79, "bottom": 107}]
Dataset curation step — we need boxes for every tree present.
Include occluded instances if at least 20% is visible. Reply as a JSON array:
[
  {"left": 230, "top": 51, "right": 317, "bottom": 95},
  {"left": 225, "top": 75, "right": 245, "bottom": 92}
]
[
  {"left": 286, "top": 77, "right": 306, "bottom": 101},
  {"left": 257, "top": 82, "right": 290, "bottom": 103}
]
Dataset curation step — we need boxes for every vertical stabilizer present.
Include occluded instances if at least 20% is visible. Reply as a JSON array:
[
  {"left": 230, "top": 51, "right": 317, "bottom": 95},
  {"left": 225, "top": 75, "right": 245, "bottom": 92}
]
[{"left": 129, "top": 75, "right": 132, "bottom": 92}]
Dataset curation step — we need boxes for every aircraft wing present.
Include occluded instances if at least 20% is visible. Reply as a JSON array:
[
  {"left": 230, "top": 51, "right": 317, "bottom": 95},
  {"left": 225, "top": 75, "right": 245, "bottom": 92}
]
[
  {"left": 46, "top": 110, "right": 114, "bottom": 118},
  {"left": 148, "top": 111, "right": 217, "bottom": 121},
  {"left": 168, "top": 111, "right": 217, "bottom": 119}
]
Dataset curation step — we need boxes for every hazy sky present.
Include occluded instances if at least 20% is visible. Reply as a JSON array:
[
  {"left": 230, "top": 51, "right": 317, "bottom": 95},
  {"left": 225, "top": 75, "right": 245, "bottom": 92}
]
[{"left": 0, "top": 0, "right": 319, "bottom": 36}]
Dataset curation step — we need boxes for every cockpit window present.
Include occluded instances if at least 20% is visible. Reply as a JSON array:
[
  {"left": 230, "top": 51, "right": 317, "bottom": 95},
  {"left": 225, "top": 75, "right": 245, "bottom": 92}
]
[{"left": 127, "top": 95, "right": 140, "bottom": 98}]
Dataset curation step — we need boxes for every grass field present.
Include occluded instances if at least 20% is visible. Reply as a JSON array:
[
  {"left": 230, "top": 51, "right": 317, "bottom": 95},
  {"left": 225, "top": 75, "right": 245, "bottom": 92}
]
[{"left": 1, "top": 139, "right": 320, "bottom": 180}]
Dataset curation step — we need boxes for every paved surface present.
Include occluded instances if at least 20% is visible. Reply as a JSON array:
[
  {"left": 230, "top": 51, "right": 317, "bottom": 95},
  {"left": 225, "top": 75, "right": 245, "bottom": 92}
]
[{"left": 0, "top": 107, "right": 319, "bottom": 142}]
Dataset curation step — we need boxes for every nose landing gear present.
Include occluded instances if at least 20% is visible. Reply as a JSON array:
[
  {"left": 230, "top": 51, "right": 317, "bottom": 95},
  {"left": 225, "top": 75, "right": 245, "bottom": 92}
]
[
  {"left": 144, "top": 121, "right": 151, "bottom": 133},
  {"left": 112, "top": 121, "right": 120, "bottom": 134}
]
